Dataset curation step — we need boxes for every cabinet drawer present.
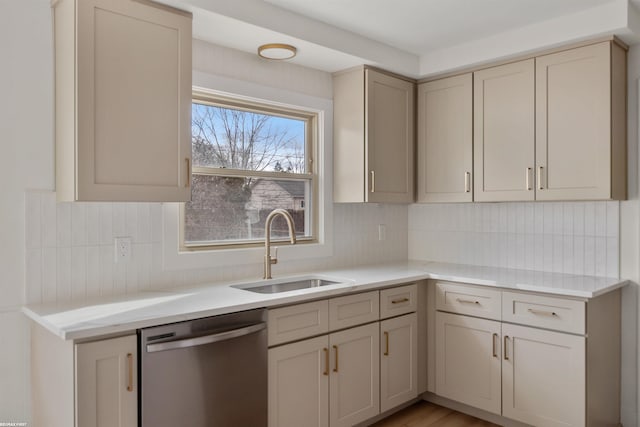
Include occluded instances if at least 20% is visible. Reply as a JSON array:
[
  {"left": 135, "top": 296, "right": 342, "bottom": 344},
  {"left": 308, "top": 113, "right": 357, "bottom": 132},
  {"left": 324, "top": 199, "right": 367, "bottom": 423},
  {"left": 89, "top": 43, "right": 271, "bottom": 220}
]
[
  {"left": 268, "top": 300, "right": 329, "bottom": 346},
  {"left": 329, "top": 291, "right": 379, "bottom": 331},
  {"left": 380, "top": 284, "right": 417, "bottom": 319},
  {"left": 502, "top": 292, "right": 585, "bottom": 334},
  {"left": 435, "top": 282, "right": 501, "bottom": 320}
]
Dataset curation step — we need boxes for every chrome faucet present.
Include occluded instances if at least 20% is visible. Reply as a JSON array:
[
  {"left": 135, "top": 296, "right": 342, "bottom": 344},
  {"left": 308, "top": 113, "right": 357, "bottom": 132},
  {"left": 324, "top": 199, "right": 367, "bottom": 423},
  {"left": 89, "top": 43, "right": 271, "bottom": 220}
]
[{"left": 264, "top": 209, "right": 297, "bottom": 279}]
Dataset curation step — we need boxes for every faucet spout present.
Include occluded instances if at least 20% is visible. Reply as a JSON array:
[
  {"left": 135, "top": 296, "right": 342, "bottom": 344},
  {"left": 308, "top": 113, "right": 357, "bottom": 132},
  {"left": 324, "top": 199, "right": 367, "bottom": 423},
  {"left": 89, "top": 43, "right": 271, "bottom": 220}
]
[{"left": 264, "top": 209, "right": 297, "bottom": 279}]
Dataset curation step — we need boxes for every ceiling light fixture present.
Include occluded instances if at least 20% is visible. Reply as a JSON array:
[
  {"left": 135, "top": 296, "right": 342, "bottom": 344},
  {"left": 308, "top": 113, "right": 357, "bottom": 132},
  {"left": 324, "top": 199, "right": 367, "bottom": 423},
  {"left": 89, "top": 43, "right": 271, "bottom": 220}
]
[{"left": 258, "top": 43, "right": 297, "bottom": 60}]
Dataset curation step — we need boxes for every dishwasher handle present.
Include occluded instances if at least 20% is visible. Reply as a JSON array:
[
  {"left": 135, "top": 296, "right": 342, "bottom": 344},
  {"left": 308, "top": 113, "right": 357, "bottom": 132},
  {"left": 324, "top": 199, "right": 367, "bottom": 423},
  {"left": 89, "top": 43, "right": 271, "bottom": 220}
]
[{"left": 146, "top": 322, "right": 266, "bottom": 353}]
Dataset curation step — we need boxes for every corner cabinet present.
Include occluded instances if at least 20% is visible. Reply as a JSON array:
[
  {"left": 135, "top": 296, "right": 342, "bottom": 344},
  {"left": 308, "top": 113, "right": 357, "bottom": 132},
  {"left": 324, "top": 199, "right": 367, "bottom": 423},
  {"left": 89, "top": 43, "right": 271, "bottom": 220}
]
[
  {"left": 433, "top": 281, "right": 620, "bottom": 427},
  {"left": 417, "top": 74, "right": 473, "bottom": 202},
  {"left": 472, "top": 40, "right": 626, "bottom": 202},
  {"left": 535, "top": 42, "right": 627, "bottom": 200},
  {"left": 334, "top": 67, "right": 415, "bottom": 203},
  {"left": 31, "top": 323, "right": 137, "bottom": 427},
  {"left": 53, "top": 0, "right": 192, "bottom": 202}
]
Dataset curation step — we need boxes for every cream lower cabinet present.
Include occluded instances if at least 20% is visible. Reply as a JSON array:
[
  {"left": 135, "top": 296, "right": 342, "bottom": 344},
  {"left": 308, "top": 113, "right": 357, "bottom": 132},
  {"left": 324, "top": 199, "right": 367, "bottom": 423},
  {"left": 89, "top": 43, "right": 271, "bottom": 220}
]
[
  {"left": 435, "top": 312, "right": 501, "bottom": 415},
  {"left": 380, "top": 313, "right": 418, "bottom": 412},
  {"left": 31, "top": 323, "right": 137, "bottom": 427},
  {"left": 433, "top": 281, "right": 620, "bottom": 426},
  {"left": 268, "top": 323, "right": 379, "bottom": 427},
  {"left": 268, "top": 336, "right": 329, "bottom": 427},
  {"left": 76, "top": 335, "right": 138, "bottom": 427},
  {"left": 502, "top": 323, "right": 585, "bottom": 427}
]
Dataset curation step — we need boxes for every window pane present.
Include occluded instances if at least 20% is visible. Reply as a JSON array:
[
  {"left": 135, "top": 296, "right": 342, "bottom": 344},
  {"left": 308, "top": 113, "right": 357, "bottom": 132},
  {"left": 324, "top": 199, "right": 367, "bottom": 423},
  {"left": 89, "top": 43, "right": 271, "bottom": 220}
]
[
  {"left": 192, "top": 102, "right": 307, "bottom": 173},
  {"left": 184, "top": 174, "right": 311, "bottom": 244}
]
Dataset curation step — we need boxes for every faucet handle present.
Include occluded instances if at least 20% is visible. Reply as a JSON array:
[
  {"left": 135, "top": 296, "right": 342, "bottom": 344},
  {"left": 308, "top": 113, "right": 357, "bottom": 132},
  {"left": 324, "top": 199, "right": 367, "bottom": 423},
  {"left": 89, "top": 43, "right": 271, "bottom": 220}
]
[{"left": 271, "top": 247, "right": 278, "bottom": 265}]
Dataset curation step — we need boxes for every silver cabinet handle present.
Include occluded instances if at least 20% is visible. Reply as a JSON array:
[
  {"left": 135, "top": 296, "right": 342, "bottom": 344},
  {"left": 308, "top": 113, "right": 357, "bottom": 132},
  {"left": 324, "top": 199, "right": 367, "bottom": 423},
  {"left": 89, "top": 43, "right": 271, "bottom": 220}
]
[
  {"left": 526, "top": 167, "right": 532, "bottom": 190},
  {"left": 537, "top": 166, "right": 544, "bottom": 190},
  {"left": 370, "top": 170, "right": 376, "bottom": 193},
  {"left": 456, "top": 298, "right": 480, "bottom": 305},
  {"left": 146, "top": 322, "right": 266, "bottom": 352},
  {"left": 527, "top": 308, "right": 558, "bottom": 317},
  {"left": 465, "top": 172, "right": 471, "bottom": 193}
]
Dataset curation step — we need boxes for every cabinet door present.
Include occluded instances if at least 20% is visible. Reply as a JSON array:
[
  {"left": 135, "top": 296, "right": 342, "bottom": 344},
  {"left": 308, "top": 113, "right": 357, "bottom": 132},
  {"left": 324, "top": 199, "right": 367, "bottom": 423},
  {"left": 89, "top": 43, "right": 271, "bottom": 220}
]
[
  {"left": 380, "top": 313, "right": 418, "bottom": 412},
  {"left": 366, "top": 69, "right": 415, "bottom": 203},
  {"left": 536, "top": 42, "right": 618, "bottom": 200},
  {"left": 417, "top": 74, "right": 473, "bottom": 202},
  {"left": 74, "top": 0, "right": 192, "bottom": 201},
  {"left": 75, "top": 335, "right": 137, "bottom": 427},
  {"left": 268, "top": 336, "right": 329, "bottom": 427},
  {"left": 474, "top": 59, "right": 535, "bottom": 201},
  {"left": 435, "top": 312, "right": 502, "bottom": 415},
  {"left": 502, "top": 323, "right": 585, "bottom": 427},
  {"left": 329, "top": 322, "right": 380, "bottom": 427}
]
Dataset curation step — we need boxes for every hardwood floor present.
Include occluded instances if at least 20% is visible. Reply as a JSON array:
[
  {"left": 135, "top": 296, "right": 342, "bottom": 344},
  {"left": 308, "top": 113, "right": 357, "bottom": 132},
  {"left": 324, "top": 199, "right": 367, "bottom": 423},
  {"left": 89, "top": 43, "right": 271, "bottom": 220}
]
[{"left": 371, "top": 401, "right": 501, "bottom": 427}]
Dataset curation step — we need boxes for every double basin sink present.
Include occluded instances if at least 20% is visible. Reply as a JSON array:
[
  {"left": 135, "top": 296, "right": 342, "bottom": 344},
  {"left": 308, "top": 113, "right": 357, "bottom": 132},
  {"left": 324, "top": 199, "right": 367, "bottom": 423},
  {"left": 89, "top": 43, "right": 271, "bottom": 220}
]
[{"left": 232, "top": 276, "right": 349, "bottom": 294}]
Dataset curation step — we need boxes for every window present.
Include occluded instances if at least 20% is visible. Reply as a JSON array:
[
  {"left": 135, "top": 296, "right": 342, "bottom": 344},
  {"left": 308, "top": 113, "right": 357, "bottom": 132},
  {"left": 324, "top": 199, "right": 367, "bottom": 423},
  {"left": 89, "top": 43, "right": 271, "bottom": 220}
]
[{"left": 182, "top": 92, "right": 317, "bottom": 249}]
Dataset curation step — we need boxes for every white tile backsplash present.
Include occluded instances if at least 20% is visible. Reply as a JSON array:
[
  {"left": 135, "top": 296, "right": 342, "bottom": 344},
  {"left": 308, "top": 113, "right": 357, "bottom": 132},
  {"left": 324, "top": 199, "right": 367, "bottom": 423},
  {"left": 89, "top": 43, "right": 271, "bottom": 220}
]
[
  {"left": 25, "top": 192, "right": 409, "bottom": 305},
  {"left": 408, "top": 201, "right": 620, "bottom": 277}
]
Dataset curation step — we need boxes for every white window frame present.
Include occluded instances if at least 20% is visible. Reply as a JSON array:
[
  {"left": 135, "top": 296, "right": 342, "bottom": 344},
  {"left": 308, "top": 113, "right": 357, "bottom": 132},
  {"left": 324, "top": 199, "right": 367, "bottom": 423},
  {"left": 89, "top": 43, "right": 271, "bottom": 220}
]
[{"left": 162, "top": 72, "right": 333, "bottom": 270}]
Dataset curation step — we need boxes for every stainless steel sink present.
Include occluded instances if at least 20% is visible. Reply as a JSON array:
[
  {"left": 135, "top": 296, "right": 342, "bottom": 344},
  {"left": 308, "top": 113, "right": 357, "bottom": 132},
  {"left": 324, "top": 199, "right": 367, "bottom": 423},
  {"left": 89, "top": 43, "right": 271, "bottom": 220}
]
[{"left": 232, "top": 277, "right": 345, "bottom": 294}]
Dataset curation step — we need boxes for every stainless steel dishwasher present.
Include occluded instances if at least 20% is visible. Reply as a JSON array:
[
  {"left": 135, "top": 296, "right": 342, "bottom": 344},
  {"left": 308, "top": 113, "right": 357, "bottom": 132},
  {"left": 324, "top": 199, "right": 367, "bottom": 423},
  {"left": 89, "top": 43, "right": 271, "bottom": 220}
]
[{"left": 139, "top": 308, "right": 267, "bottom": 427}]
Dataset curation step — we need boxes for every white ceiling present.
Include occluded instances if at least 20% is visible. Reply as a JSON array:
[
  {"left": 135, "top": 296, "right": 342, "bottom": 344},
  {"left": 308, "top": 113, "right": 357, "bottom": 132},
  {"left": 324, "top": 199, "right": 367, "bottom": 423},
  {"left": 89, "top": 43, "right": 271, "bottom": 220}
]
[
  {"left": 264, "top": 0, "right": 618, "bottom": 55},
  {"left": 159, "top": 0, "right": 640, "bottom": 77}
]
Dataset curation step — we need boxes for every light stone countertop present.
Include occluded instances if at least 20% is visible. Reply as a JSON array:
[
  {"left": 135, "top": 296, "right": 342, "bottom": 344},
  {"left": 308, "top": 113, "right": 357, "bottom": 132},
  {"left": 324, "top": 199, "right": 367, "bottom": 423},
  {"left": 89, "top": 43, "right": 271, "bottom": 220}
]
[{"left": 23, "top": 261, "right": 628, "bottom": 341}]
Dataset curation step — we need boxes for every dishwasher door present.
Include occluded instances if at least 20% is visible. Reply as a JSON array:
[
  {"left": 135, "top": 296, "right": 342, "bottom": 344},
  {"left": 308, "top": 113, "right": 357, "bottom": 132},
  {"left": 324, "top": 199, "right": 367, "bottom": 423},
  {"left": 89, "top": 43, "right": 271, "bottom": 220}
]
[{"left": 140, "top": 308, "right": 267, "bottom": 427}]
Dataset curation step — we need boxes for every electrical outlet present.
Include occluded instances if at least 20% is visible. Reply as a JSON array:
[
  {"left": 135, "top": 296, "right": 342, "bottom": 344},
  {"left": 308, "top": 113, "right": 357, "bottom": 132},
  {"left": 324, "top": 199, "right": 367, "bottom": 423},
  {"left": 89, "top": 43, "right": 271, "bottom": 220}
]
[
  {"left": 378, "top": 224, "right": 386, "bottom": 241},
  {"left": 114, "top": 237, "right": 132, "bottom": 263}
]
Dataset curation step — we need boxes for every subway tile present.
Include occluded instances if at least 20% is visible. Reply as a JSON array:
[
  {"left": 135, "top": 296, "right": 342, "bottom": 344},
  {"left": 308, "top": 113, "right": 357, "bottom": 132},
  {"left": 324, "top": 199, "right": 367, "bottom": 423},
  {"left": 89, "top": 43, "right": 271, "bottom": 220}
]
[
  {"left": 56, "top": 203, "right": 71, "bottom": 247},
  {"left": 98, "top": 203, "right": 114, "bottom": 245},
  {"left": 86, "top": 204, "right": 100, "bottom": 246},
  {"left": 562, "top": 235, "right": 573, "bottom": 275},
  {"left": 595, "top": 202, "right": 607, "bottom": 237},
  {"left": 524, "top": 203, "right": 534, "bottom": 235},
  {"left": 552, "top": 235, "right": 563, "bottom": 273},
  {"left": 573, "top": 203, "right": 585, "bottom": 237},
  {"left": 584, "top": 202, "right": 596, "bottom": 236},
  {"left": 86, "top": 246, "right": 101, "bottom": 299},
  {"left": 125, "top": 203, "right": 139, "bottom": 241},
  {"left": 552, "top": 203, "right": 563, "bottom": 235},
  {"left": 41, "top": 192, "right": 57, "bottom": 248},
  {"left": 584, "top": 236, "right": 596, "bottom": 276},
  {"left": 42, "top": 247, "right": 57, "bottom": 303},
  {"left": 543, "top": 203, "right": 554, "bottom": 235},
  {"left": 562, "top": 203, "right": 573, "bottom": 236},
  {"left": 112, "top": 204, "right": 127, "bottom": 238},
  {"left": 573, "top": 236, "right": 585, "bottom": 275},
  {"left": 533, "top": 203, "right": 544, "bottom": 234},
  {"left": 99, "top": 245, "right": 114, "bottom": 297},
  {"left": 595, "top": 236, "right": 607, "bottom": 276},
  {"left": 71, "top": 247, "right": 87, "bottom": 301},
  {"left": 607, "top": 201, "right": 619, "bottom": 238},
  {"left": 56, "top": 247, "right": 72, "bottom": 302},
  {"left": 71, "top": 203, "right": 86, "bottom": 246},
  {"left": 606, "top": 236, "right": 619, "bottom": 278}
]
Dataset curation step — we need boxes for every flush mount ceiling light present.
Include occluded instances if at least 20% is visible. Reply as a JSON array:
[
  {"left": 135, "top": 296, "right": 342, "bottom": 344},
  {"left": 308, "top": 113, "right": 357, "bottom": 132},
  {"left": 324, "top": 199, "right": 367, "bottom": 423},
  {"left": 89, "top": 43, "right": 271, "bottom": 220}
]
[{"left": 258, "top": 43, "right": 297, "bottom": 60}]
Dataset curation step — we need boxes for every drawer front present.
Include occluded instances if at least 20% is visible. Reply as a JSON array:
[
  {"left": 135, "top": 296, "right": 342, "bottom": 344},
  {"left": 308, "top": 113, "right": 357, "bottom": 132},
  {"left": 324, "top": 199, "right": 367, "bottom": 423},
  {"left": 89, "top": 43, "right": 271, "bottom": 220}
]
[
  {"left": 502, "top": 291, "right": 585, "bottom": 334},
  {"left": 380, "top": 284, "right": 417, "bottom": 319},
  {"left": 268, "top": 300, "right": 329, "bottom": 346},
  {"left": 435, "top": 282, "right": 501, "bottom": 320},
  {"left": 329, "top": 291, "right": 380, "bottom": 331}
]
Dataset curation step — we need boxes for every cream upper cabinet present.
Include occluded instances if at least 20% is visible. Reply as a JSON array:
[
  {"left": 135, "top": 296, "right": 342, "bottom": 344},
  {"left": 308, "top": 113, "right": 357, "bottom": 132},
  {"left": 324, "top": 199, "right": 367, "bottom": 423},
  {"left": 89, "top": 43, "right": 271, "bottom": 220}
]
[
  {"left": 334, "top": 67, "right": 415, "bottom": 203},
  {"left": 75, "top": 335, "right": 138, "bottom": 427},
  {"left": 53, "top": 0, "right": 192, "bottom": 202},
  {"left": 474, "top": 59, "right": 535, "bottom": 202},
  {"left": 502, "top": 323, "right": 585, "bottom": 427},
  {"left": 417, "top": 74, "right": 473, "bottom": 202},
  {"left": 536, "top": 42, "right": 627, "bottom": 200},
  {"left": 380, "top": 313, "right": 418, "bottom": 413}
]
